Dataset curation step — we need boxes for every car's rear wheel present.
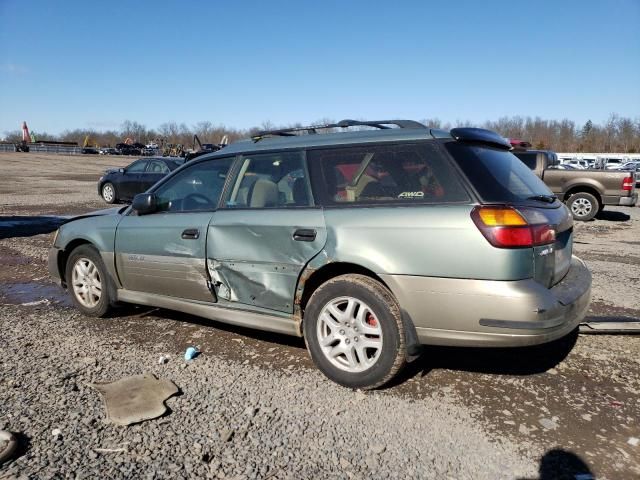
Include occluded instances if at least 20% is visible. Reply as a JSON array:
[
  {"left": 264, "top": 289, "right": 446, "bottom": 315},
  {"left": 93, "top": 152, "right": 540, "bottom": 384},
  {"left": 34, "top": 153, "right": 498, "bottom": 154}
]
[
  {"left": 304, "top": 274, "right": 406, "bottom": 389},
  {"left": 101, "top": 182, "right": 117, "bottom": 204},
  {"left": 66, "top": 245, "right": 114, "bottom": 317},
  {"left": 567, "top": 192, "right": 598, "bottom": 221}
]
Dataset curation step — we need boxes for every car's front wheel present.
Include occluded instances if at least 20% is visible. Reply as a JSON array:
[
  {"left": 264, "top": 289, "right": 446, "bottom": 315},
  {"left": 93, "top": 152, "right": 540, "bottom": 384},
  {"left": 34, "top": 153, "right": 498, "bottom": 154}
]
[
  {"left": 304, "top": 274, "right": 406, "bottom": 389},
  {"left": 101, "top": 182, "right": 117, "bottom": 204},
  {"left": 65, "top": 245, "right": 114, "bottom": 317}
]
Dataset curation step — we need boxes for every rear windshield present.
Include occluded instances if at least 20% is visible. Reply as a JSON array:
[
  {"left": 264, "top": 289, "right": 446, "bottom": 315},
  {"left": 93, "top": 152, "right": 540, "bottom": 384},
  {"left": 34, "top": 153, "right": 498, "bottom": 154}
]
[{"left": 445, "top": 142, "right": 554, "bottom": 203}]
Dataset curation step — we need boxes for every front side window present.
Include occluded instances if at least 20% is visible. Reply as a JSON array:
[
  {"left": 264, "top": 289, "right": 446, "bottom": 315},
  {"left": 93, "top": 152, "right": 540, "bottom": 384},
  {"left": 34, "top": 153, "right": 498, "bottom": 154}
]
[
  {"left": 153, "top": 157, "right": 233, "bottom": 212},
  {"left": 126, "top": 160, "right": 147, "bottom": 173},
  {"left": 224, "top": 151, "right": 311, "bottom": 208},
  {"left": 310, "top": 143, "right": 469, "bottom": 205}
]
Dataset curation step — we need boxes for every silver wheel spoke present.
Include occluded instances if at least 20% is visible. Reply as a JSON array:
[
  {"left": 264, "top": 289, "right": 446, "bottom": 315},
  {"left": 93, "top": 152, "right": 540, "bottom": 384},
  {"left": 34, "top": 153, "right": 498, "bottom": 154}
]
[
  {"left": 320, "top": 332, "right": 337, "bottom": 347},
  {"left": 343, "top": 298, "right": 357, "bottom": 319},
  {"left": 328, "top": 344, "right": 345, "bottom": 359},
  {"left": 344, "top": 347, "right": 358, "bottom": 368},
  {"left": 320, "top": 312, "right": 341, "bottom": 330},
  {"left": 355, "top": 345, "right": 371, "bottom": 366},
  {"left": 355, "top": 307, "right": 380, "bottom": 335},
  {"left": 327, "top": 304, "right": 345, "bottom": 323}
]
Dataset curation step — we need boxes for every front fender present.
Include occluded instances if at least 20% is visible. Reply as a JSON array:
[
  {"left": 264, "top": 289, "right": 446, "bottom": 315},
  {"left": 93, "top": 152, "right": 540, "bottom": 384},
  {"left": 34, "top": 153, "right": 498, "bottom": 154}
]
[{"left": 54, "top": 214, "right": 122, "bottom": 287}]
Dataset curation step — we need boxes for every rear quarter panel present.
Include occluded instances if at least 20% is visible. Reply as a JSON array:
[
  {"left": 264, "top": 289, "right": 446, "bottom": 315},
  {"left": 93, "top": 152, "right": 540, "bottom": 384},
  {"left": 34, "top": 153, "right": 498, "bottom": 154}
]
[{"left": 315, "top": 205, "right": 533, "bottom": 281}]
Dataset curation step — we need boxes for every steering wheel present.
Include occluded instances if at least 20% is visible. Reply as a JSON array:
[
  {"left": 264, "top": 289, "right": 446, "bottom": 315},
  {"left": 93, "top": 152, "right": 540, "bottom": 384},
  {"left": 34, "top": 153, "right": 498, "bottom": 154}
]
[{"left": 183, "top": 193, "right": 214, "bottom": 210}]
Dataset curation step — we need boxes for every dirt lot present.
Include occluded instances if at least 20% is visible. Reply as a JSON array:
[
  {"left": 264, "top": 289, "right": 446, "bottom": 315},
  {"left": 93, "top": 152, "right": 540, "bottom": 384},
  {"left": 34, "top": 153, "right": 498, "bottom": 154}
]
[{"left": 1, "top": 152, "right": 639, "bottom": 479}]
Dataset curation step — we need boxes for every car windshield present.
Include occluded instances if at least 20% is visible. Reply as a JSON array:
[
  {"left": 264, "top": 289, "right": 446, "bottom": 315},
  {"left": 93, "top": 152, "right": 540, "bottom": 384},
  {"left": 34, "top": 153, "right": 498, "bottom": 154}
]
[{"left": 445, "top": 142, "right": 555, "bottom": 203}]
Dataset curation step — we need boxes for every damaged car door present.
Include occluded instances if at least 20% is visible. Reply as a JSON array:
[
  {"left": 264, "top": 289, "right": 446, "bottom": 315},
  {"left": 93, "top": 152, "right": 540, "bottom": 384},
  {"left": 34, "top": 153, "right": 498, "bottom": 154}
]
[
  {"left": 207, "top": 150, "right": 326, "bottom": 313},
  {"left": 114, "top": 157, "right": 234, "bottom": 302}
]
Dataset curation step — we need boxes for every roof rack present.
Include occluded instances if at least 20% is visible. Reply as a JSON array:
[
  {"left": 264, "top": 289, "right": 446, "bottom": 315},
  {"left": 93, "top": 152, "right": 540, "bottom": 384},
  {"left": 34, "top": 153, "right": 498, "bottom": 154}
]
[{"left": 251, "top": 119, "right": 427, "bottom": 142}]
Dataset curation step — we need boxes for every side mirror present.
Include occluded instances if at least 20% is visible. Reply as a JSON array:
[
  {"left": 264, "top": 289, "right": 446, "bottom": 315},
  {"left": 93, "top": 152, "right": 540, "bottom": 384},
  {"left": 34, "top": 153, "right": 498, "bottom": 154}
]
[
  {"left": 132, "top": 193, "right": 157, "bottom": 215},
  {"left": 119, "top": 168, "right": 125, "bottom": 174}
]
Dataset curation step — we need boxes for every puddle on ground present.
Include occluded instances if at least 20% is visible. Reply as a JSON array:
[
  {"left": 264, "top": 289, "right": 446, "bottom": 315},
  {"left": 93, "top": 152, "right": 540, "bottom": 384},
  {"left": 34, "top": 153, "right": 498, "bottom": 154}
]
[{"left": 0, "top": 282, "right": 72, "bottom": 307}]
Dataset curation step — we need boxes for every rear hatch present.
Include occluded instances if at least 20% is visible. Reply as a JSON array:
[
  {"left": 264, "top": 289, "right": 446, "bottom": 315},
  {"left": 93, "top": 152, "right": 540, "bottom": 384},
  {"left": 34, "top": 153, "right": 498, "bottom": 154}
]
[{"left": 444, "top": 141, "right": 573, "bottom": 288}]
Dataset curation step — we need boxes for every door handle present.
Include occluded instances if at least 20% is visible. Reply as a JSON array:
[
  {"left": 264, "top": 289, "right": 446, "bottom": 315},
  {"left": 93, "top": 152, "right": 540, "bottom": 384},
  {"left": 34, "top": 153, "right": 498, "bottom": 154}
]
[
  {"left": 293, "top": 228, "right": 316, "bottom": 242},
  {"left": 181, "top": 228, "right": 200, "bottom": 240}
]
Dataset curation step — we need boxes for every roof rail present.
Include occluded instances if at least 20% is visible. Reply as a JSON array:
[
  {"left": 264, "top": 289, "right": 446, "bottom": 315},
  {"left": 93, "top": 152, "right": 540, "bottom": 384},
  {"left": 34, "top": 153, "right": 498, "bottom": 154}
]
[{"left": 251, "top": 119, "right": 427, "bottom": 142}]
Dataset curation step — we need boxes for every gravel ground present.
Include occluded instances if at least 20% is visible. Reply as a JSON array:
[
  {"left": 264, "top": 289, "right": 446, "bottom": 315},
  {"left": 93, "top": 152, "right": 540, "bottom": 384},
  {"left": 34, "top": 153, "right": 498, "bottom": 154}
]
[
  {"left": 1, "top": 152, "right": 640, "bottom": 479},
  {"left": 0, "top": 305, "right": 535, "bottom": 480}
]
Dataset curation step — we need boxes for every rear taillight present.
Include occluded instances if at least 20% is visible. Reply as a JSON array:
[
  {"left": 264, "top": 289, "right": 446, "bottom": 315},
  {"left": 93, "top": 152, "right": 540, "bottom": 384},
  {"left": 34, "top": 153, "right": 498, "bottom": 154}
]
[
  {"left": 622, "top": 175, "right": 634, "bottom": 191},
  {"left": 471, "top": 206, "right": 556, "bottom": 248}
]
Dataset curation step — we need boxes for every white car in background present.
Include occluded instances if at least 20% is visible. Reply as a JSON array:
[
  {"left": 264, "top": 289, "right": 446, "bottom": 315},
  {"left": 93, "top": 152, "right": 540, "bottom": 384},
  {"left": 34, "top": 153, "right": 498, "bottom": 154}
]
[{"left": 562, "top": 159, "right": 587, "bottom": 169}]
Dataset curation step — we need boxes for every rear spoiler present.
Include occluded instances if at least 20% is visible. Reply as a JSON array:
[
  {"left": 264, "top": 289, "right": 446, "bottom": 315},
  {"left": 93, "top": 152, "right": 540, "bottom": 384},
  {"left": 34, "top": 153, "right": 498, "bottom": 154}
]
[{"left": 450, "top": 128, "right": 512, "bottom": 150}]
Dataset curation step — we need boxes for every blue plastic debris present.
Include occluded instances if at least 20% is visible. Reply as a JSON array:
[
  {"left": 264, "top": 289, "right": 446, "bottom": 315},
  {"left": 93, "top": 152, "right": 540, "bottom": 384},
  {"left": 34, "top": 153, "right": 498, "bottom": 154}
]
[{"left": 184, "top": 347, "right": 199, "bottom": 361}]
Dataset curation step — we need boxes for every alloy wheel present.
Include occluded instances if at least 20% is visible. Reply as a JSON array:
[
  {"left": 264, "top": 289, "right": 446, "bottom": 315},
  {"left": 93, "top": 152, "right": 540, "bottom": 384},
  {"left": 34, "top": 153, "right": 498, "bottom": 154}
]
[
  {"left": 316, "top": 296, "right": 383, "bottom": 373},
  {"left": 102, "top": 184, "right": 114, "bottom": 202},
  {"left": 571, "top": 198, "right": 592, "bottom": 217},
  {"left": 71, "top": 257, "right": 102, "bottom": 308}
]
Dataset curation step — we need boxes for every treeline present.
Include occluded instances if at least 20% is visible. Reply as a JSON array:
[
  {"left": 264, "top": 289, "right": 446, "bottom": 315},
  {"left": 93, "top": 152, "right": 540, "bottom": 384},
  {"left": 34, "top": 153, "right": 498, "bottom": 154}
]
[
  {"left": 3, "top": 114, "right": 640, "bottom": 153},
  {"left": 1, "top": 120, "right": 248, "bottom": 149},
  {"left": 424, "top": 114, "right": 640, "bottom": 152}
]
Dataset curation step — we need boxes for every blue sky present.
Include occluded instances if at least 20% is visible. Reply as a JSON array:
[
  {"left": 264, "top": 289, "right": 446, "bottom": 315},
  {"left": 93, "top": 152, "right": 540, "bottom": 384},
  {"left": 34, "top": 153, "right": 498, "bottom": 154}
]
[{"left": 0, "top": 0, "right": 638, "bottom": 136}]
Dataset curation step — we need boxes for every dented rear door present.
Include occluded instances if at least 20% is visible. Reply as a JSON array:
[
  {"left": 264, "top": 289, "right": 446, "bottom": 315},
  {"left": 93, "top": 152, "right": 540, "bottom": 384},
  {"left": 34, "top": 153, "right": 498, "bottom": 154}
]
[{"left": 207, "top": 208, "right": 326, "bottom": 313}]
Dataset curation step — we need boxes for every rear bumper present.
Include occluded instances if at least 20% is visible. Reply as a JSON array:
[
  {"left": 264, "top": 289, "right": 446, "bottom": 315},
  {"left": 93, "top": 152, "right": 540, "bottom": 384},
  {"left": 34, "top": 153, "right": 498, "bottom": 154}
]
[
  {"left": 380, "top": 256, "right": 591, "bottom": 348},
  {"left": 618, "top": 193, "right": 637, "bottom": 206}
]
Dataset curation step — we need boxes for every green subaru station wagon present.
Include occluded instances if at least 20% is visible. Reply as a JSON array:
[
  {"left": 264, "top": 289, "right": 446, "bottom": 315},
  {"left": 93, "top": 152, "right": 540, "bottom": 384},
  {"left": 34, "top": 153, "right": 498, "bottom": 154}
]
[{"left": 49, "top": 120, "right": 591, "bottom": 389}]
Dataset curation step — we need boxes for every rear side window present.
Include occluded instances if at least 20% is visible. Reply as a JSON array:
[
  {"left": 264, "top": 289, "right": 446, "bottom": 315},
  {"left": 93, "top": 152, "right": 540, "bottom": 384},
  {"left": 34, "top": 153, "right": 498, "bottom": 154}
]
[
  {"left": 224, "top": 151, "right": 312, "bottom": 208},
  {"left": 310, "top": 143, "right": 469, "bottom": 205},
  {"left": 146, "top": 160, "right": 170, "bottom": 174},
  {"left": 445, "top": 142, "right": 554, "bottom": 203}
]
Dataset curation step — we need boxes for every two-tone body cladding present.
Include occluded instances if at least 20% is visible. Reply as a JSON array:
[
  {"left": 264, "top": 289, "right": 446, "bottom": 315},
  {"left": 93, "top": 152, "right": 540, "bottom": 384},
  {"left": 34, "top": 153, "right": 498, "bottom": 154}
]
[{"left": 49, "top": 119, "right": 592, "bottom": 389}]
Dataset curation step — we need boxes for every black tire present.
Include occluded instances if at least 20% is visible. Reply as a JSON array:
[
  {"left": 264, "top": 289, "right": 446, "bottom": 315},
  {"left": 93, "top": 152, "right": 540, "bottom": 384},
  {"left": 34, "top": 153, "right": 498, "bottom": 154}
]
[
  {"left": 65, "top": 244, "right": 115, "bottom": 317},
  {"left": 101, "top": 182, "right": 118, "bottom": 204},
  {"left": 566, "top": 192, "right": 599, "bottom": 221},
  {"left": 304, "top": 274, "right": 406, "bottom": 390}
]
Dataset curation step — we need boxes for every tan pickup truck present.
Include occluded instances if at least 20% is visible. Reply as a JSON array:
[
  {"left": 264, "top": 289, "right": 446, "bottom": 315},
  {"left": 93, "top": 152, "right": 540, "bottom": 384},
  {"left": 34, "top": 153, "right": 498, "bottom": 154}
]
[{"left": 513, "top": 149, "right": 637, "bottom": 221}]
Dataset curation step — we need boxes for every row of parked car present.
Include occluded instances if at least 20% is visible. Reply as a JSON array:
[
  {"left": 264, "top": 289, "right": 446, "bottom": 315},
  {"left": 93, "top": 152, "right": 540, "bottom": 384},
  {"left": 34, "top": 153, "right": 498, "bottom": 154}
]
[
  {"left": 80, "top": 143, "right": 160, "bottom": 156},
  {"left": 561, "top": 158, "right": 640, "bottom": 171}
]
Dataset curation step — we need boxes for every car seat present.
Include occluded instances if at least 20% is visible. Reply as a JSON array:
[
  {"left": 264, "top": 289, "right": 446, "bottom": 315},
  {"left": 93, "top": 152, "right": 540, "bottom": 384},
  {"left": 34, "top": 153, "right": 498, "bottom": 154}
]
[{"left": 248, "top": 178, "right": 279, "bottom": 208}]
